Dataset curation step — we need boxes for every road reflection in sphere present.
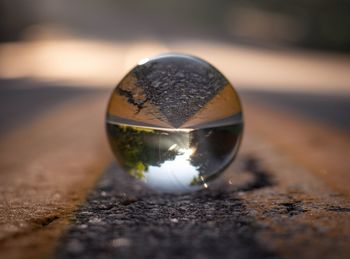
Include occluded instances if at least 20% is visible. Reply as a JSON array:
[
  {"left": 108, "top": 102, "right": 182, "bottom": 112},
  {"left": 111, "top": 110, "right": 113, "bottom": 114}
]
[{"left": 106, "top": 54, "right": 243, "bottom": 193}]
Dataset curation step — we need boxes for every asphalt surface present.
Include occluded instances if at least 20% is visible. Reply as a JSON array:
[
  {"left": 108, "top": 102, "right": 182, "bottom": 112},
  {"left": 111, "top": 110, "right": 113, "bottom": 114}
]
[
  {"left": 0, "top": 78, "right": 103, "bottom": 134},
  {"left": 56, "top": 160, "right": 278, "bottom": 259}
]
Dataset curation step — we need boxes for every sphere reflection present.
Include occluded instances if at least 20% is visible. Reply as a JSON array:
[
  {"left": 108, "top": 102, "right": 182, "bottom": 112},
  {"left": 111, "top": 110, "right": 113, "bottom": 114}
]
[{"left": 106, "top": 54, "right": 243, "bottom": 193}]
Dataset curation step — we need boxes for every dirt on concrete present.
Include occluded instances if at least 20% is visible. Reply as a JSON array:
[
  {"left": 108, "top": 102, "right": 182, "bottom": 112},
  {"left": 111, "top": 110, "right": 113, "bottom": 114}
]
[{"left": 0, "top": 90, "right": 112, "bottom": 259}]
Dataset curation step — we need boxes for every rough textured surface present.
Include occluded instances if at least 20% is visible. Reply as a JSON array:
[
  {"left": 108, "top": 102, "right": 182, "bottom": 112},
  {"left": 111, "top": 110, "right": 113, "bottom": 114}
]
[
  {"left": 56, "top": 162, "right": 277, "bottom": 259},
  {"left": 132, "top": 55, "right": 228, "bottom": 127}
]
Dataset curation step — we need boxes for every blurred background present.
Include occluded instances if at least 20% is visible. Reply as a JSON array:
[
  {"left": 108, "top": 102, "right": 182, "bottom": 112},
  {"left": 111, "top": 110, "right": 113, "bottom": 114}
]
[
  {"left": 2, "top": 0, "right": 350, "bottom": 50},
  {"left": 1, "top": 0, "right": 350, "bottom": 133}
]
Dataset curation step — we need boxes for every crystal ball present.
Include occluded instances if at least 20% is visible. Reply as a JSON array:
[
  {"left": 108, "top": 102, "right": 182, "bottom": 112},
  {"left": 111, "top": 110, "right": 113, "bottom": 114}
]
[{"left": 106, "top": 54, "right": 243, "bottom": 193}]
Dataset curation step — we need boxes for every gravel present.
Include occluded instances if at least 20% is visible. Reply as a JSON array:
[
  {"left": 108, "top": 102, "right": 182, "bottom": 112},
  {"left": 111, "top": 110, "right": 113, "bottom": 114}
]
[{"left": 56, "top": 162, "right": 278, "bottom": 259}]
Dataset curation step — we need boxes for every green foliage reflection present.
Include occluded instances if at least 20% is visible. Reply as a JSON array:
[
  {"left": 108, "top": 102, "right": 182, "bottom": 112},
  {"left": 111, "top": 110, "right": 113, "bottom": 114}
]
[{"left": 107, "top": 124, "right": 183, "bottom": 179}]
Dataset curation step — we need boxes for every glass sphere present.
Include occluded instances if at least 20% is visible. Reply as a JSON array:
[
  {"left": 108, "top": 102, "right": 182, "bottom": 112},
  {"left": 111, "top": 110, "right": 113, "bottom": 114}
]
[{"left": 106, "top": 54, "right": 243, "bottom": 193}]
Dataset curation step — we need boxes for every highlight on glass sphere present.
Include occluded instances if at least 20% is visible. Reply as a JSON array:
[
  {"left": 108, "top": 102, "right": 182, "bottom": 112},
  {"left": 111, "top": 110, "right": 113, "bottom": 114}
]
[{"left": 106, "top": 54, "right": 243, "bottom": 193}]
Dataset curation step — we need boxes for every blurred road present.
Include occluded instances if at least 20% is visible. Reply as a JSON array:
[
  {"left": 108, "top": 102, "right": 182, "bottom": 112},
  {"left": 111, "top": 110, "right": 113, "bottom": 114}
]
[
  {"left": 241, "top": 90, "right": 350, "bottom": 132},
  {"left": 1, "top": 36, "right": 350, "bottom": 93},
  {"left": 0, "top": 79, "right": 103, "bottom": 134}
]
